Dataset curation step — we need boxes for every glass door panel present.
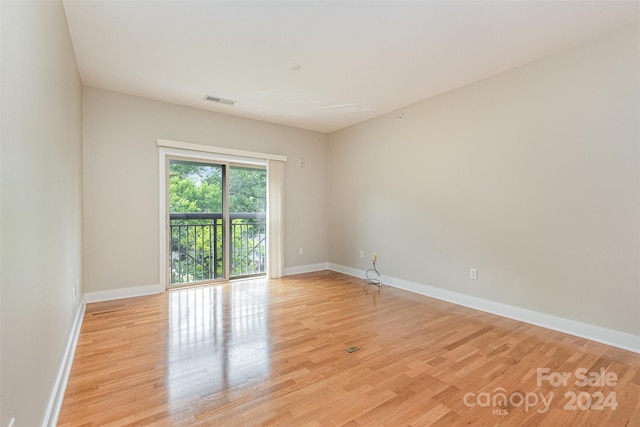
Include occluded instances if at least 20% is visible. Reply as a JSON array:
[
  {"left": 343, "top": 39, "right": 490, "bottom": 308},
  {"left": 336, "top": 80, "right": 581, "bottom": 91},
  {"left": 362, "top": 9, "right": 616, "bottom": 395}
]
[
  {"left": 168, "top": 159, "right": 226, "bottom": 286},
  {"left": 229, "top": 166, "right": 267, "bottom": 278}
]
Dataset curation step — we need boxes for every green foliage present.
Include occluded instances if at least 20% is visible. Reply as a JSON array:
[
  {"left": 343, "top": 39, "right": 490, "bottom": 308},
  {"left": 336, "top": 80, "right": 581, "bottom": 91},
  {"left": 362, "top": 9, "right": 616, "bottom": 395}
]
[
  {"left": 169, "top": 161, "right": 223, "bottom": 213},
  {"left": 169, "top": 161, "right": 266, "bottom": 214},
  {"left": 230, "top": 167, "right": 266, "bottom": 213},
  {"left": 168, "top": 160, "right": 267, "bottom": 284}
]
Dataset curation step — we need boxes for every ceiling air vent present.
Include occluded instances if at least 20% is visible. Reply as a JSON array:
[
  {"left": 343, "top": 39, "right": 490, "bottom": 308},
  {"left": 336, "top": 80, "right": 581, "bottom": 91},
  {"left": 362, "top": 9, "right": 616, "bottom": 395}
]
[{"left": 203, "top": 95, "right": 236, "bottom": 106}]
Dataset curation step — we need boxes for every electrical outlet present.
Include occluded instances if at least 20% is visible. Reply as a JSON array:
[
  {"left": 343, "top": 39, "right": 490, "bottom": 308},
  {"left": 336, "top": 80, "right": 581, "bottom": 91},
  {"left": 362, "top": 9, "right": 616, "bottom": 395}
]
[
  {"left": 359, "top": 250, "right": 364, "bottom": 258},
  {"left": 470, "top": 268, "right": 478, "bottom": 280},
  {"left": 299, "top": 247, "right": 304, "bottom": 255},
  {"left": 8, "top": 416, "right": 15, "bottom": 427}
]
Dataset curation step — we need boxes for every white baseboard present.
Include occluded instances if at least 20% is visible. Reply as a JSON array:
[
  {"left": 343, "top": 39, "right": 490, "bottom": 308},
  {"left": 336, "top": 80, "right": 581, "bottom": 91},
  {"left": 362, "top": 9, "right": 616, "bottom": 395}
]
[
  {"left": 284, "top": 262, "right": 329, "bottom": 276},
  {"left": 328, "top": 263, "right": 363, "bottom": 279},
  {"left": 84, "top": 283, "right": 165, "bottom": 304},
  {"left": 328, "top": 263, "right": 640, "bottom": 353},
  {"left": 44, "top": 283, "right": 164, "bottom": 425},
  {"left": 43, "top": 302, "right": 85, "bottom": 427}
]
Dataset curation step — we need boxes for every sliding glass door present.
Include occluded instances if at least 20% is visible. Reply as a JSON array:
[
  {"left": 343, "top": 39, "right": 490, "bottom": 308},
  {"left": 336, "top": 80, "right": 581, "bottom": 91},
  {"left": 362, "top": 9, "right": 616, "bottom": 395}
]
[{"left": 167, "top": 158, "right": 267, "bottom": 287}]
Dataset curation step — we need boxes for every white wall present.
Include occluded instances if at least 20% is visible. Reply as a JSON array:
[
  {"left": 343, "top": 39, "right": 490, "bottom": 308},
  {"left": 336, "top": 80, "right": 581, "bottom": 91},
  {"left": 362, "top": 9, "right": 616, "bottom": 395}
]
[
  {"left": 328, "top": 25, "right": 639, "bottom": 337},
  {"left": 0, "top": 1, "right": 83, "bottom": 425},
  {"left": 82, "top": 88, "right": 328, "bottom": 294}
]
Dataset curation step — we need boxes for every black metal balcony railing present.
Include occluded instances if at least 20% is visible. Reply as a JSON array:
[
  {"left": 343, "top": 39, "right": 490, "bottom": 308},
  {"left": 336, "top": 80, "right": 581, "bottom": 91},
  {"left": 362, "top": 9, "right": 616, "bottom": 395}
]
[{"left": 169, "top": 212, "right": 266, "bottom": 285}]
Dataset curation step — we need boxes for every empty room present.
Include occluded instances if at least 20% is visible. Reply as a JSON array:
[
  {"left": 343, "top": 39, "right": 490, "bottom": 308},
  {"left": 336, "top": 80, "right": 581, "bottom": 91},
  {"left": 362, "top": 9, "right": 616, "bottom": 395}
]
[{"left": 1, "top": 0, "right": 639, "bottom": 426}]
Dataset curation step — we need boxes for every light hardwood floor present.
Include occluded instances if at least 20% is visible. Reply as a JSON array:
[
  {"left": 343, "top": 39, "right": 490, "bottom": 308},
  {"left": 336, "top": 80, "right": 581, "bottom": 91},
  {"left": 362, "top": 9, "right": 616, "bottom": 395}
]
[{"left": 59, "top": 271, "right": 640, "bottom": 426}]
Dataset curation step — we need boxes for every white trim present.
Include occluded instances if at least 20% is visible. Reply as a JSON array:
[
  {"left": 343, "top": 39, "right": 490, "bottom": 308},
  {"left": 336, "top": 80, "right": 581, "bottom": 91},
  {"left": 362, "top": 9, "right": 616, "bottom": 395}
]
[
  {"left": 43, "top": 302, "right": 85, "bottom": 427},
  {"left": 328, "top": 264, "right": 640, "bottom": 353},
  {"left": 157, "top": 139, "right": 287, "bottom": 162},
  {"left": 284, "top": 263, "right": 329, "bottom": 276},
  {"left": 159, "top": 144, "right": 281, "bottom": 289},
  {"left": 159, "top": 146, "right": 266, "bottom": 167},
  {"left": 159, "top": 150, "right": 167, "bottom": 291},
  {"left": 328, "top": 263, "right": 363, "bottom": 279},
  {"left": 84, "top": 283, "right": 164, "bottom": 304}
]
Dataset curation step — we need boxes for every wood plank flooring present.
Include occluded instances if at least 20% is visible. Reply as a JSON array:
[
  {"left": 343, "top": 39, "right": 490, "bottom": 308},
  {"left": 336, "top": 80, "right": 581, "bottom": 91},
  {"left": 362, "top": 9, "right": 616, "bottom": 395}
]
[{"left": 58, "top": 271, "right": 640, "bottom": 426}]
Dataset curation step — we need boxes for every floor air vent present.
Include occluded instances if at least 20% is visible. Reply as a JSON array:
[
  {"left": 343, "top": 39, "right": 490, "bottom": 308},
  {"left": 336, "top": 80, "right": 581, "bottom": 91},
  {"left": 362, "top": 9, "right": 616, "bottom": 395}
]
[{"left": 203, "top": 95, "right": 236, "bottom": 105}]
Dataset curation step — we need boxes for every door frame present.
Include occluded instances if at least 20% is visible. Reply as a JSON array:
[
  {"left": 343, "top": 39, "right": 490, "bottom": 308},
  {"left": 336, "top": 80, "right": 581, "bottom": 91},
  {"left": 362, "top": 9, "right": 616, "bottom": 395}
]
[{"left": 158, "top": 140, "right": 283, "bottom": 290}]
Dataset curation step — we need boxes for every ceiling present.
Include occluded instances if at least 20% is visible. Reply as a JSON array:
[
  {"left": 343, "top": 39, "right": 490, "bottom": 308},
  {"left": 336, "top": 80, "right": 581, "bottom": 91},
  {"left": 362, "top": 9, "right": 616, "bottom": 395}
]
[{"left": 62, "top": 1, "right": 639, "bottom": 133}]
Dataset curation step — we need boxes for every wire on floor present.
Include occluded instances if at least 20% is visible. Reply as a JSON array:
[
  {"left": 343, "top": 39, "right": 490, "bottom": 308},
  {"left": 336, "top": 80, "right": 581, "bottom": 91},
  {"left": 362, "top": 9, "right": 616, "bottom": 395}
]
[{"left": 364, "top": 260, "right": 382, "bottom": 292}]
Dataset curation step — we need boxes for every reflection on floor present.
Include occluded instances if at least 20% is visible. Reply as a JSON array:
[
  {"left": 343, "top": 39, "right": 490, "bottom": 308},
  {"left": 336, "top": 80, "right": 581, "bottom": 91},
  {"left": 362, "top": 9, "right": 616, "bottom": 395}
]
[
  {"left": 168, "top": 282, "right": 270, "bottom": 403},
  {"left": 58, "top": 271, "right": 640, "bottom": 426}
]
